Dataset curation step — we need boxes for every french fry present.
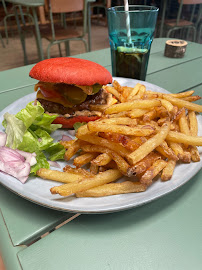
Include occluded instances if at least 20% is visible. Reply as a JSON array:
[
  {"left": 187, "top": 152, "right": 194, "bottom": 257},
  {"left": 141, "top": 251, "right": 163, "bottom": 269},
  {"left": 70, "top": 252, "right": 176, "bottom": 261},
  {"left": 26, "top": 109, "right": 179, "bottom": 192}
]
[
  {"left": 113, "top": 80, "right": 124, "bottom": 92},
  {"left": 76, "top": 124, "right": 93, "bottom": 138},
  {"left": 37, "top": 168, "right": 84, "bottom": 183},
  {"left": 63, "top": 165, "right": 93, "bottom": 177},
  {"left": 169, "top": 90, "right": 195, "bottom": 98},
  {"left": 167, "top": 131, "right": 202, "bottom": 146},
  {"left": 60, "top": 139, "right": 76, "bottom": 149},
  {"left": 140, "top": 159, "right": 167, "bottom": 186},
  {"left": 109, "top": 151, "right": 130, "bottom": 175},
  {"left": 188, "top": 111, "right": 198, "bottom": 136},
  {"left": 187, "top": 111, "right": 200, "bottom": 161},
  {"left": 73, "top": 152, "right": 98, "bottom": 168},
  {"left": 99, "top": 132, "right": 147, "bottom": 151},
  {"left": 102, "top": 160, "right": 117, "bottom": 169},
  {"left": 107, "top": 111, "right": 128, "bottom": 118},
  {"left": 178, "top": 109, "right": 191, "bottom": 136},
  {"left": 127, "top": 83, "right": 141, "bottom": 100},
  {"left": 64, "top": 139, "right": 86, "bottom": 161},
  {"left": 146, "top": 90, "right": 163, "bottom": 98},
  {"left": 143, "top": 93, "right": 159, "bottom": 99},
  {"left": 127, "top": 122, "right": 171, "bottom": 166},
  {"left": 173, "top": 108, "right": 184, "bottom": 123},
  {"left": 98, "top": 117, "right": 137, "bottom": 126},
  {"left": 81, "top": 144, "right": 130, "bottom": 175},
  {"left": 122, "top": 86, "right": 132, "bottom": 101},
  {"left": 169, "top": 142, "right": 191, "bottom": 163},
  {"left": 77, "top": 134, "right": 131, "bottom": 158},
  {"left": 188, "top": 146, "right": 200, "bottom": 162},
  {"left": 155, "top": 106, "right": 169, "bottom": 118},
  {"left": 127, "top": 152, "right": 161, "bottom": 176},
  {"left": 76, "top": 181, "right": 146, "bottom": 197},
  {"left": 104, "top": 99, "right": 161, "bottom": 114},
  {"left": 88, "top": 122, "right": 155, "bottom": 136},
  {"left": 127, "top": 109, "right": 149, "bottom": 118},
  {"left": 160, "top": 99, "right": 174, "bottom": 112},
  {"left": 156, "top": 141, "right": 178, "bottom": 161},
  {"left": 104, "top": 86, "right": 123, "bottom": 102},
  {"left": 157, "top": 117, "right": 170, "bottom": 126},
  {"left": 91, "top": 153, "right": 112, "bottom": 166},
  {"left": 90, "top": 163, "right": 99, "bottom": 174},
  {"left": 50, "top": 169, "right": 123, "bottom": 196},
  {"left": 143, "top": 109, "right": 157, "bottom": 122},
  {"left": 182, "top": 96, "right": 201, "bottom": 102},
  {"left": 163, "top": 94, "right": 202, "bottom": 112},
  {"left": 161, "top": 160, "right": 176, "bottom": 181},
  {"left": 129, "top": 85, "right": 146, "bottom": 100},
  {"left": 136, "top": 85, "right": 146, "bottom": 99}
]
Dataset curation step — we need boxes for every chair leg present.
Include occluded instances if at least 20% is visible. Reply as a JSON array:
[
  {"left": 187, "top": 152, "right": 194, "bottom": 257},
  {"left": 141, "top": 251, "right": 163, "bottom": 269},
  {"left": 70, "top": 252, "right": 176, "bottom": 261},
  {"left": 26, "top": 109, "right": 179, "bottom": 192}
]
[
  {"left": 192, "top": 27, "right": 196, "bottom": 42},
  {"left": 13, "top": 7, "right": 28, "bottom": 65},
  {"left": 65, "top": 41, "right": 70, "bottom": 56},
  {"left": 47, "top": 42, "right": 53, "bottom": 59},
  {"left": 58, "top": 43, "right": 62, "bottom": 57},
  {"left": 82, "top": 39, "right": 88, "bottom": 52},
  {"left": 0, "top": 32, "right": 5, "bottom": 48},
  {"left": 198, "top": 25, "right": 202, "bottom": 43},
  {"left": 3, "top": 17, "right": 9, "bottom": 44},
  {"left": 166, "top": 28, "right": 174, "bottom": 38}
]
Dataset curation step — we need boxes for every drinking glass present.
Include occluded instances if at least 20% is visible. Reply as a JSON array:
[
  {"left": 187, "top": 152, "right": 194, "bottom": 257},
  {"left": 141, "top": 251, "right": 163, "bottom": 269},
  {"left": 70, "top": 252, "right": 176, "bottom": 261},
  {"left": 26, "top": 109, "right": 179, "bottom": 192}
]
[{"left": 107, "top": 5, "right": 159, "bottom": 81}]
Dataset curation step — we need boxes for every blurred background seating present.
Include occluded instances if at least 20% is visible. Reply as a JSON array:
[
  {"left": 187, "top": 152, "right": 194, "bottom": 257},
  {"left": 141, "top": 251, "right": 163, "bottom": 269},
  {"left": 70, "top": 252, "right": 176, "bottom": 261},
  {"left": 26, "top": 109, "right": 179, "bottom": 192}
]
[
  {"left": 40, "top": 0, "right": 88, "bottom": 58},
  {"left": 0, "top": 0, "right": 201, "bottom": 71},
  {"left": 164, "top": 0, "right": 202, "bottom": 42}
]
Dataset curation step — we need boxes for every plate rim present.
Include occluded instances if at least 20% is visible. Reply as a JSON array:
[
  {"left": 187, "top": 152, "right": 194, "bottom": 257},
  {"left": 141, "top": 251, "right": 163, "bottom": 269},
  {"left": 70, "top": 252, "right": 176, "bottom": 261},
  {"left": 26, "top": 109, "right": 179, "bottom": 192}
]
[{"left": 0, "top": 77, "right": 201, "bottom": 214}]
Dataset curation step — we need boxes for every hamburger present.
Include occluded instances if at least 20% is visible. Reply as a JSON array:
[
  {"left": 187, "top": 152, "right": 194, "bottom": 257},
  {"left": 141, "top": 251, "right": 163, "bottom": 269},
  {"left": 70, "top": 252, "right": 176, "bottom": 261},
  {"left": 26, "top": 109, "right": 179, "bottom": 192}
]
[{"left": 29, "top": 57, "right": 113, "bottom": 128}]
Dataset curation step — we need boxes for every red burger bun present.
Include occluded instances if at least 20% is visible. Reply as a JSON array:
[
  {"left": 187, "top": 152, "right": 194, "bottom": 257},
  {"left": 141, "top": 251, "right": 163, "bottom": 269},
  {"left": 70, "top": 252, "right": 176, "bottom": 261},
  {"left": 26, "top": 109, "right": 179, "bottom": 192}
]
[{"left": 29, "top": 57, "right": 112, "bottom": 86}]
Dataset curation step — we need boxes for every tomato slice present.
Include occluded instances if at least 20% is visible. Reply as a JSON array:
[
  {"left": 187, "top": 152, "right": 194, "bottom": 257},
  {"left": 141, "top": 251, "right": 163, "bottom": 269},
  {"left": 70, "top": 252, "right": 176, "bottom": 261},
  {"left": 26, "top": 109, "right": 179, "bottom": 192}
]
[
  {"left": 53, "top": 115, "right": 100, "bottom": 129},
  {"left": 40, "top": 86, "right": 62, "bottom": 98}
]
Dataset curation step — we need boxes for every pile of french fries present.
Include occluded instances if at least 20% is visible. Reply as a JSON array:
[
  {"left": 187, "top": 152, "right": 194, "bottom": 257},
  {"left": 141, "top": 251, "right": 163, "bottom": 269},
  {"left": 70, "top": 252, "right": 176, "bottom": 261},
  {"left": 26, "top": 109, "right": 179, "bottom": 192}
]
[{"left": 37, "top": 81, "right": 202, "bottom": 198}]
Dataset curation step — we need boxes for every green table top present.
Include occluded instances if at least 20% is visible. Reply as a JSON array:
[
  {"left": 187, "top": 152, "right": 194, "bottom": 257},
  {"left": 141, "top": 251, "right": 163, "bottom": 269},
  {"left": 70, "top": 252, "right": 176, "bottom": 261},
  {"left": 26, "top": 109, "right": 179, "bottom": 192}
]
[{"left": 0, "top": 38, "right": 202, "bottom": 270}]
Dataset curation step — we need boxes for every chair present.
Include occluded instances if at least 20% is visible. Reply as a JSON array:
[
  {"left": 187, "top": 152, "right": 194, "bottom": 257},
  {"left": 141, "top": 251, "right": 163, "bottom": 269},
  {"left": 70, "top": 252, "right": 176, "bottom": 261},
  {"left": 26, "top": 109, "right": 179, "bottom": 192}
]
[
  {"left": 164, "top": 0, "right": 202, "bottom": 42},
  {"left": 41, "top": 0, "right": 88, "bottom": 59},
  {"left": 91, "top": 0, "right": 111, "bottom": 26},
  {"left": 0, "top": 32, "right": 5, "bottom": 47},
  {"left": 196, "top": 4, "right": 202, "bottom": 42},
  {"left": 1, "top": 0, "right": 33, "bottom": 44}
]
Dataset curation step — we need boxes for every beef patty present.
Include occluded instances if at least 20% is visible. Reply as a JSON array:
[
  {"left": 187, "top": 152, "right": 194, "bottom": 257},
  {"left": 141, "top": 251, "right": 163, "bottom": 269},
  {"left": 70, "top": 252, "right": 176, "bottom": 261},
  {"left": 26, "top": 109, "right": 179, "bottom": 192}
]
[{"left": 37, "top": 88, "right": 111, "bottom": 115}]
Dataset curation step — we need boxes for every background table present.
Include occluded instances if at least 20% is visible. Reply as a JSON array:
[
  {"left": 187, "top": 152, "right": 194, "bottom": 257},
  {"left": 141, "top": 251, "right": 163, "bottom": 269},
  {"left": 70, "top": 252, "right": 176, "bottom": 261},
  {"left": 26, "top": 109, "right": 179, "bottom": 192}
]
[{"left": 0, "top": 38, "right": 202, "bottom": 270}]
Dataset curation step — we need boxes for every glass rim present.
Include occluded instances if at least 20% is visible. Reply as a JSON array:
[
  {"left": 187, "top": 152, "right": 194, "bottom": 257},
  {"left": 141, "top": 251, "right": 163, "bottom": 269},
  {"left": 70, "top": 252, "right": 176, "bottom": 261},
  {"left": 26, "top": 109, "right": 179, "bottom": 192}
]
[{"left": 108, "top": 5, "right": 159, "bottom": 13}]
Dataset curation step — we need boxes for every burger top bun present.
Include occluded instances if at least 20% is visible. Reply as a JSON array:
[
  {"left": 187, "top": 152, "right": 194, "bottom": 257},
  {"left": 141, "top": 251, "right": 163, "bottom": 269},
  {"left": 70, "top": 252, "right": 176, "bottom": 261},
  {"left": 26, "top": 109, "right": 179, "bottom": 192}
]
[{"left": 29, "top": 57, "right": 112, "bottom": 86}]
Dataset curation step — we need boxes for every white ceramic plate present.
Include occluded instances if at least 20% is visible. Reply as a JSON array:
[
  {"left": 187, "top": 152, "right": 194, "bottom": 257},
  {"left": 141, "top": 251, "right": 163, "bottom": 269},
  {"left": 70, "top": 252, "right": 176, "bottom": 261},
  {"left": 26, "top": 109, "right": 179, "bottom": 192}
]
[{"left": 0, "top": 78, "right": 201, "bottom": 213}]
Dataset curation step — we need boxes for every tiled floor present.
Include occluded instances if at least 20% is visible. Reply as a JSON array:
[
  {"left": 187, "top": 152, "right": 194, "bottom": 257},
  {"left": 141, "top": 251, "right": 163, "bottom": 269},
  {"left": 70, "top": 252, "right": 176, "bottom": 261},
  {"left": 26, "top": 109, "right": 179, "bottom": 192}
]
[{"left": 0, "top": 23, "right": 109, "bottom": 72}]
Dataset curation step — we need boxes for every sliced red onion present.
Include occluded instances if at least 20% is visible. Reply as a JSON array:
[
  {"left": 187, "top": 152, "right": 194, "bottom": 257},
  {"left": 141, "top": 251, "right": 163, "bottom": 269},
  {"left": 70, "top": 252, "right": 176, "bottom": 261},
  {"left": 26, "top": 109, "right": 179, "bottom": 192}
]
[
  {"left": 15, "top": 150, "right": 37, "bottom": 166},
  {"left": 48, "top": 160, "right": 61, "bottom": 168},
  {"left": 0, "top": 132, "right": 7, "bottom": 147},
  {"left": 67, "top": 130, "right": 76, "bottom": 137},
  {"left": 0, "top": 147, "right": 25, "bottom": 163},
  {"left": 0, "top": 146, "right": 31, "bottom": 183},
  {"left": 61, "top": 134, "right": 73, "bottom": 141}
]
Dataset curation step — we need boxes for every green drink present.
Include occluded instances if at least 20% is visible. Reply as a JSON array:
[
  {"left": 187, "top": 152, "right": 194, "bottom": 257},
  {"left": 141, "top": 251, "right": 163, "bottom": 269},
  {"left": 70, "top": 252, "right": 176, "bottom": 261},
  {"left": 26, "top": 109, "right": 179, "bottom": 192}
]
[
  {"left": 107, "top": 5, "right": 158, "bottom": 81},
  {"left": 113, "top": 47, "right": 150, "bottom": 81}
]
